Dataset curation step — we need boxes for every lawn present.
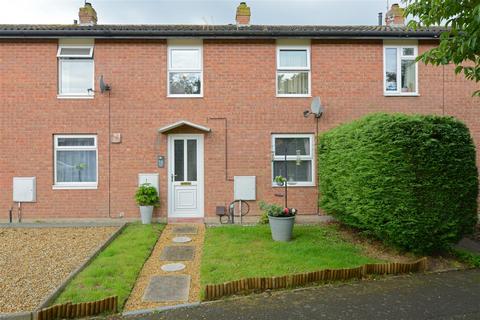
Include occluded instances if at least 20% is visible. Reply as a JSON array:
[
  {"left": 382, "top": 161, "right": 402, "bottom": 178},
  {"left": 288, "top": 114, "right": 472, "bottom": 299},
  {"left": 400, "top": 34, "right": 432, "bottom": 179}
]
[
  {"left": 200, "top": 224, "right": 382, "bottom": 286},
  {"left": 55, "top": 223, "right": 163, "bottom": 309}
]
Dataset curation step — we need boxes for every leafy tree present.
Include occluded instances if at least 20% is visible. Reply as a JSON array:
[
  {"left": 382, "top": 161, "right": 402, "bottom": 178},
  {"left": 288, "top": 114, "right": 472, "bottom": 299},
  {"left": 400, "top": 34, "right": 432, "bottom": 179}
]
[{"left": 404, "top": 0, "right": 480, "bottom": 96}]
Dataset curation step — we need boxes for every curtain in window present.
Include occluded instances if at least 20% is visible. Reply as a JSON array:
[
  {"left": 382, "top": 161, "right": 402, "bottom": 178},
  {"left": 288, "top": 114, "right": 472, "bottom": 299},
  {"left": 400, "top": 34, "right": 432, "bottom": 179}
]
[
  {"left": 60, "top": 59, "right": 94, "bottom": 95},
  {"left": 279, "top": 50, "right": 307, "bottom": 68},
  {"left": 56, "top": 150, "right": 96, "bottom": 182},
  {"left": 277, "top": 72, "right": 308, "bottom": 95},
  {"left": 401, "top": 60, "right": 416, "bottom": 92}
]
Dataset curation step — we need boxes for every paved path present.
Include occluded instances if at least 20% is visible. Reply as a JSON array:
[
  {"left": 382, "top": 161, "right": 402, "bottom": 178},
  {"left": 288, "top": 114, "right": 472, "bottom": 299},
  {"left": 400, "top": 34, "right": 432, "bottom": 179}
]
[
  {"left": 123, "top": 224, "right": 204, "bottom": 312},
  {"left": 126, "top": 269, "right": 480, "bottom": 320}
]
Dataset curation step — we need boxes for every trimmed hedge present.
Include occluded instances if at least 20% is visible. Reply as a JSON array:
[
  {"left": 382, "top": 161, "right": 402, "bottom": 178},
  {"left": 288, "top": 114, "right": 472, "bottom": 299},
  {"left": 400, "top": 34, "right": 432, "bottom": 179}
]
[{"left": 318, "top": 113, "right": 478, "bottom": 253}]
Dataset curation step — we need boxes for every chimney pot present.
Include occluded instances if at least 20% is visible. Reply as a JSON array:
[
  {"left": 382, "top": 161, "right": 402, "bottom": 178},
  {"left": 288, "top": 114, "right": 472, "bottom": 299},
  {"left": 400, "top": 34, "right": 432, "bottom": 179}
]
[
  {"left": 79, "top": 2, "right": 98, "bottom": 26},
  {"left": 385, "top": 3, "right": 405, "bottom": 27},
  {"left": 235, "top": 2, "right": 251, "bottom": 26}
]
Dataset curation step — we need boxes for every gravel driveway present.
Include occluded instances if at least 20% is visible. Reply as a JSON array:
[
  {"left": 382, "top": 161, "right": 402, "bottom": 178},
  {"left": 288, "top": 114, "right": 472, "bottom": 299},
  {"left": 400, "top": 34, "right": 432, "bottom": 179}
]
[{"left": 0, "top": 227, "right": 118, "bottom": 313}]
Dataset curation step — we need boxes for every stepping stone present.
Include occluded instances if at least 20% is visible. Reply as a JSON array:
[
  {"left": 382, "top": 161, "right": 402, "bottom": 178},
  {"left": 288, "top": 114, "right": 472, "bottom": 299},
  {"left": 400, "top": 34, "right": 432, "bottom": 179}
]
[
  {"left": 160, "top": 246, "right": 195, "bottom": 261},
  {"left": 172, "top": 225, "right": 198, "bottom": 235},
  {"left": 173, "top": 236, "right": 192, "bottom": 243},
  {"left": 143, "top": 275, "right": 190, "bottom": 302},
  {"left": 161, "top": 263, "right": 186, "bottom": 272}
]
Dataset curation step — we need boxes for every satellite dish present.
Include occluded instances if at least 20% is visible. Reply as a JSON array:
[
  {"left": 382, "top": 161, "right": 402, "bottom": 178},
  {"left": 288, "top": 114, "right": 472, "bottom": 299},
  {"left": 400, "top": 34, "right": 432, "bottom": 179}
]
[
  {"left": 99, "top": 75, "right": 111, "bottom": 93},
  {"left": 311, "top": 97, "right": 324, "bottom": 117}
]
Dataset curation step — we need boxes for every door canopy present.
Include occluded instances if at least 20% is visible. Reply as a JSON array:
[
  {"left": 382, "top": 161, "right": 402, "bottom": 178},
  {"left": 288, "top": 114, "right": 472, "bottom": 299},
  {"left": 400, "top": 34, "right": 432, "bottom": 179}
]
[{"left": 158, "top": 120, "right": 211, "bottom": 134}]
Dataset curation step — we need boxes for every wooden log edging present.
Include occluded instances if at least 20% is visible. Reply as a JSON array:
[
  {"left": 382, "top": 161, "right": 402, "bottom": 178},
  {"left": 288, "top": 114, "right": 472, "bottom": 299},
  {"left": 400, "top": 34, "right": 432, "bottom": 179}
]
[
  {"left": 204, "top": 258, "right": 427, "bottom": 301},
  {"left": 36, "top": 296, "right": 117, "bottom": 320}
]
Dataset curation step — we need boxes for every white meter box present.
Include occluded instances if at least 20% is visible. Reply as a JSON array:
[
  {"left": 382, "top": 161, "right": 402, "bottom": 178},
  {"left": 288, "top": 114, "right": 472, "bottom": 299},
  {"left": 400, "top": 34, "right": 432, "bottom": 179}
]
[
  {"left": 13, "top": 177, "right": 36, "bottom": 202},
  {"left": 234, "top": 176, "right": 256, "bottom": 200},
  {"left": 138, "top": 173, "right": 159, "bottom": 194}
]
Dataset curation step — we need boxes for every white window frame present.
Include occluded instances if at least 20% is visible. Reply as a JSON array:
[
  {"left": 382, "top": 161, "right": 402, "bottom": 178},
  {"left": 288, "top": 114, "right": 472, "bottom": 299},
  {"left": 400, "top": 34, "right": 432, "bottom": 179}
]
[
  {"left": 271, "top": 134, "right": 315, "bottom": 187},
  {"left": 276, "top": 45, "right": 311, "bottom": 98},
  {"left": 53, "top": 134, "right": 98, "bottom": 189},
  {"left": 383, "top": 44, "right": 419, "bottom": 96},
  {"left": 57, "top": 45, "right": 95, "bottom": 99},
  {"left": 167, "top": 44, "right": 203, "bottom": 98}
]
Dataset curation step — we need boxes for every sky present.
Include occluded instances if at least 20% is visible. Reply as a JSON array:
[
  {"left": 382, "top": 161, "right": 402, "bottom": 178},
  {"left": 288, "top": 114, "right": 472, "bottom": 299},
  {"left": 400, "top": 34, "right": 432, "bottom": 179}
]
[{"left": 0, "top": 0, "right": 397, "bottom": 25}]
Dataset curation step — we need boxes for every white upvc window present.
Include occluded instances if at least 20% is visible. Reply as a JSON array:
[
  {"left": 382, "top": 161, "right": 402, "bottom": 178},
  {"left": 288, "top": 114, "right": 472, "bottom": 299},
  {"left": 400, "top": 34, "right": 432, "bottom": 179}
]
[
  {"left": 168, "top": 43, "right": 203, "bottom": 97},
  {"left": 276, "top": 45, "right": 311, "bottom": 97},
  {"left": 271, "top": 134, "right": 315, "bottom": 187},
  {"left": 383, "top": 44, "right": 418, "bottom": 95},
  {"left": 53, "top": 135, "right": 98, "bottom": 189},
  {"left": 57, "top": 45, "right": 94, "bottom": 98}
]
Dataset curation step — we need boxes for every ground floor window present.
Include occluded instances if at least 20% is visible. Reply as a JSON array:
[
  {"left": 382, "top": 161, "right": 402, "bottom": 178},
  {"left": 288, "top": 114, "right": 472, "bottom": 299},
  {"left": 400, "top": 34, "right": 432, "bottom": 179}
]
[
  {"left": 53, "top": 135, "right": 98, "bottom": 188},
  {"left": 271, "top": 134, "right": 314, "bottom": 186}
]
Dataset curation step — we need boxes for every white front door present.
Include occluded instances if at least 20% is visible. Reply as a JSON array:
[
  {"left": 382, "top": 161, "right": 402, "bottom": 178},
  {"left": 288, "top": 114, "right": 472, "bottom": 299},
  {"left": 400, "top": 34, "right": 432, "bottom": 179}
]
[{"left": 168, "top": 134, "right": 204, "bottom": 218}]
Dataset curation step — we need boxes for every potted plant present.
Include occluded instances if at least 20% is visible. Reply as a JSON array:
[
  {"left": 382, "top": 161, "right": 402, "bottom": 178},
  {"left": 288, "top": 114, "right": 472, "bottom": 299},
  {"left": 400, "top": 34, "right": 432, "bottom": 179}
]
[
  {"left": 134, "top": 183, "right": 159, "bottom": 224},
  {"left": 259, "top": 201, "right": 297, "bottom": 242}
]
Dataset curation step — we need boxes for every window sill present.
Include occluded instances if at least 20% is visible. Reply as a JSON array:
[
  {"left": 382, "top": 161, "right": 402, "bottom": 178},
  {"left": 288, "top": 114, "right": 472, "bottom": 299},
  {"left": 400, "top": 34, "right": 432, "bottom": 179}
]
[
  {"left": 57, "top": 95, "right": 94, "bottom": 100},
  {"left": 276, "top": 94, "right": 312, "bottom": 98},
  {"left": 384, "top": 93, "right": 420, "bottom": 97},
  {"left": 167, "top": 95, "right": 203, "bottom": 99},
  {"left": 272, "top": 183, "right": 315, "bottom": 188},
  {"left": 52, "top": 184, "right": 98, "bottom": 190}
]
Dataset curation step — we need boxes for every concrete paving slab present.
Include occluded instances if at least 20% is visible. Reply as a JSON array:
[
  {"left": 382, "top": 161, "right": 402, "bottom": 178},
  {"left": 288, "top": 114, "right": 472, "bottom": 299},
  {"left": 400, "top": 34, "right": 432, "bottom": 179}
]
[
  {"left": 172, "top": 225, "right": 198, "bottom": 235},
  {"left": 160, "top": 246, "right": 195, "bottom": 261},
  {"left": 142, "top": 275, "right": 190, "bottom": 302}
]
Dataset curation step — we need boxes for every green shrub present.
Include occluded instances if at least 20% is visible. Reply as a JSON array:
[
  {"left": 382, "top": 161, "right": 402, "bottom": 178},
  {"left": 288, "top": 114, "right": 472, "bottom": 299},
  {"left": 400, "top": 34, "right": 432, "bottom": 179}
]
[
  {"left": 318, "top": 113, "right": 478, "bottom": 254},
  {"left": 258, "top": 201, "right": 283, "bottom": 217},
  {"left": 453, "top": 249, "right": 480, "bottom": 268},
  {"left": 135, "top": 183, "right": 159, "bottom": 206}
]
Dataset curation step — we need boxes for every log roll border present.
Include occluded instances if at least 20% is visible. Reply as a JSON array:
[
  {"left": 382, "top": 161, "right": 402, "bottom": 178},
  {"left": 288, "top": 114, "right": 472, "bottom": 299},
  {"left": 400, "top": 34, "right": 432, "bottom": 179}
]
[
  {"left": 36, "top": 296, "right": 118, "bottom": 320},
  {"left": 204, "top": 258, "right": 427, "bottom": 301}
]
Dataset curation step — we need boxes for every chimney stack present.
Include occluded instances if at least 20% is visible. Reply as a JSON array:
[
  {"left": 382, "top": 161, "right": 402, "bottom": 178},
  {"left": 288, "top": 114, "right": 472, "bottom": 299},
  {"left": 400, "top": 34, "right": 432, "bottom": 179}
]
[
  {"left": 385, "top": 3, "right": 405, "bottom": 27},
  {"left": 236, "top": 2, "right": 251, "bottom": 26},
  {"left": 378, "top": 12, "right": 383, "bottom": 26},
  {"left": 79, "top": 2, "right": 98, "bottom": 26}
]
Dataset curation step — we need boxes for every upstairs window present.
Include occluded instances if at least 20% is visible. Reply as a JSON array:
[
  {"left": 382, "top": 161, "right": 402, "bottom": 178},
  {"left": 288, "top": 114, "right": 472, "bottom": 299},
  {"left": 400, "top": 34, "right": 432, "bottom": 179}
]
[
  {"left": 168, "top": 45, "right": 203, "bottom": 97},
  {"left": 384, "top": 45, "right": 418, "bottom": 95},
  {"left": 271, "top": 134, "right": 314, "bottom": 186},
  {"left": 57, "top": 46, "right": 94, "bottom": 97},
  {"left": 276, "top": 46, "right": 311, "bottom": 97},
  {"left": 54, "top": 135, "right": 98, "bottom": 189}
]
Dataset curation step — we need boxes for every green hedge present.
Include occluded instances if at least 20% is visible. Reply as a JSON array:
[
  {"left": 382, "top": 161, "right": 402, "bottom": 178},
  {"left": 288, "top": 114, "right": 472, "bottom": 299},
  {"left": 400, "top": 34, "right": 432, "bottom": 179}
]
[{"left": 318, "top": 113, "right": 478, "bottom": 253}]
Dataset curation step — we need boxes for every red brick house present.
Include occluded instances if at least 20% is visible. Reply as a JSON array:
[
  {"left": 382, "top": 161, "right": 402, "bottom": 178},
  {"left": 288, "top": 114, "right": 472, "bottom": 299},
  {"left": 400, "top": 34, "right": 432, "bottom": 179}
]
[{"left": 0, "top": 3, "right": 478, "bottom": 222}]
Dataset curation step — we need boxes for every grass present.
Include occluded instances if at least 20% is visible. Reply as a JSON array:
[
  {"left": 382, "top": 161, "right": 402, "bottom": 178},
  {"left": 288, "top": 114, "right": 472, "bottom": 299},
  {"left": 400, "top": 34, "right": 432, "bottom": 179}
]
[
  {"left": 453, "top": 248, "right": 480, "bottom": 268},
  {"left": 55, "top": 223, "right": 163, "bottom": 309},
  {"left": 200, "top": 224, "right": 382, "bottom": 286}
]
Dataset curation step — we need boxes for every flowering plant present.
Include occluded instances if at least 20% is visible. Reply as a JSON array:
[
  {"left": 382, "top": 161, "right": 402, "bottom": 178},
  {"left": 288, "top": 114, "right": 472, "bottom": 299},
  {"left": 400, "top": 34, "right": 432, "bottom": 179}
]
[
  {"left": 259, "top": 201, "right": 297, "bottom": 218},
  {"left": 281, "top": 207, "right": 297, "bottom": 217}
]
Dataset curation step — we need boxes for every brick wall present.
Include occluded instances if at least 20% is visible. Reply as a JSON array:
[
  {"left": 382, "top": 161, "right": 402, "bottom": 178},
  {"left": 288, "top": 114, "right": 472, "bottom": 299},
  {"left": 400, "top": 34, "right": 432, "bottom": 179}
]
[{"left": 0, "top": 39, "right": 478, "bottom": 220}]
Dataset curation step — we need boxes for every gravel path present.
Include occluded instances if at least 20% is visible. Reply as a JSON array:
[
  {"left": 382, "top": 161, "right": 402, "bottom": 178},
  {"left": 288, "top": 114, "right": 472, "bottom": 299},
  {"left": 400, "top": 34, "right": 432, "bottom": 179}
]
[
  {"left": 123, "top": 224, "right": 205, "bottom": 311},
  {"left": 0, "top": 227, "right": 118, "bottom": 313}
]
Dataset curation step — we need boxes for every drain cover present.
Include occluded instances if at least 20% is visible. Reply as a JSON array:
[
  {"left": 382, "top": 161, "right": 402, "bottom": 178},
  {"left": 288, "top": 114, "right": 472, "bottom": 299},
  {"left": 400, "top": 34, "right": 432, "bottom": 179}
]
[
  {"left": 173, "top": 236, "right": 192, "bottom": 243},
  {"left": 161, "top": 263, "right": 186, "bottom": 272}
]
